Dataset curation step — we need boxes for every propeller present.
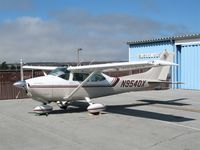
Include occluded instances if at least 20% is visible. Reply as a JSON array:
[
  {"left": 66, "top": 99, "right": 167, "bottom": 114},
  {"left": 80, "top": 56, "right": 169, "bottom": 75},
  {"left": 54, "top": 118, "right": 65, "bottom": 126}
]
[
  {"left": 13, "top": 59, "right": 26, "bottom": 88},
  {"left": 13, "top": 59, "right": 27, "bottom": 99}
]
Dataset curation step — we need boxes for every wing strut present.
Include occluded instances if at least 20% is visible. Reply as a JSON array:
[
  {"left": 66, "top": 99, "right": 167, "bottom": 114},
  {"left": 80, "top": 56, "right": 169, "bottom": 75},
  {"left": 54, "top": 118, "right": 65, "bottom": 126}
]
[{"left": 64, "top": 71, "right": 96, "bottom": 100}]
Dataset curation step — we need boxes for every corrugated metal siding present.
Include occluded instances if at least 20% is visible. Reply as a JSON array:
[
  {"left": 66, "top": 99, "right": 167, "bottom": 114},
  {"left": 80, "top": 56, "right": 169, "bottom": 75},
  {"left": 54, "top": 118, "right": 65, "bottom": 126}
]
[
  {"left": 129, "top": 43, "right": 173, "bottom": 61},
  {"left": 176, "top": 45, "right": 181, "bottom": 89},
  {"left": 180, "top": 44, "right": 200, "bottom": 90}
]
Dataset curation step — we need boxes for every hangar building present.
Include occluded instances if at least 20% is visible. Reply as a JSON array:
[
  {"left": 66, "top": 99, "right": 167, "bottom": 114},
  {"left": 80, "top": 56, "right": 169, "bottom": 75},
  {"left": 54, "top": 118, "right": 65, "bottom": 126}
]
[{"left": 127, "top": 34, "right": 200, "bottom": 90}]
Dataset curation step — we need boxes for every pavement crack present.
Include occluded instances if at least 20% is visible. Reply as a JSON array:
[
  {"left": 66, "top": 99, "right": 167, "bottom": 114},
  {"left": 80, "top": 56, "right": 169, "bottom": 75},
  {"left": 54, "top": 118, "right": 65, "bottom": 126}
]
[{"left": 149, "top": 131, "right": 193, "bottom": 149}]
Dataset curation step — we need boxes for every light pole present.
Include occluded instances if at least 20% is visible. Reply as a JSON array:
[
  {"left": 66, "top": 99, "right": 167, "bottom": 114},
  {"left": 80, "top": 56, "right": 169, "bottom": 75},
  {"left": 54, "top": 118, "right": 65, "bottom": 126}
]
[{"left": 77, "top": 48, "right": 82, "bottom": 65}]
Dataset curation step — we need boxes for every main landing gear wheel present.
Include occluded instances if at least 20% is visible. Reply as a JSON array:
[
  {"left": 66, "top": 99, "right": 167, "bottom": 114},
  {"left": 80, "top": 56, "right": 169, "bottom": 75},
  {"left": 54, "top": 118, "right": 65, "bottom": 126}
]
[{"left": 85, "top": 97, "right": 105, "bottom": 115}]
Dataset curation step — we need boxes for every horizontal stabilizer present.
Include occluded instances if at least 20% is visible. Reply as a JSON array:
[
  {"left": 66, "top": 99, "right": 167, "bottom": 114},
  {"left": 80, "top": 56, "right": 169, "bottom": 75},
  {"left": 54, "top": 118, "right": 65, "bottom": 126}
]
[{"left": 148, "top": 80, "right": 184, "bottom": 84}]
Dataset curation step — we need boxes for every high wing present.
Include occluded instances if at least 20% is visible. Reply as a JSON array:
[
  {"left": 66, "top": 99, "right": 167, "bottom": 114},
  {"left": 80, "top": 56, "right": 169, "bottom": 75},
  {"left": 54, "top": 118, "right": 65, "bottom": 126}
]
[
  {"left": 23, "top": 66, "right": 57, "bottom": 71},
  {"left": 22, "top": 60, "right": 177, "bottom": 73},
  {"left": 67, "top": 60, "right": 177, "bottom": 73},
  {"left": 64, "top": 60, "right": 177, "bottom": 100}
]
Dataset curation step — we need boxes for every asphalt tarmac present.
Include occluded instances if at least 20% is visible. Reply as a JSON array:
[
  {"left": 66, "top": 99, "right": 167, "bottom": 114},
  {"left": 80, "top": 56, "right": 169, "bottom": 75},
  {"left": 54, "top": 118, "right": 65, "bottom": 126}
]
[{"left": 0, "top": 90, "right": 200, "bottom": 150}]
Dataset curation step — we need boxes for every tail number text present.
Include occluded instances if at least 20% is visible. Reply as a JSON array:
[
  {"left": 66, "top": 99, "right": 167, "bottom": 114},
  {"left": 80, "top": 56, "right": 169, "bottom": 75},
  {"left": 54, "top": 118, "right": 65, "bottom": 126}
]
[{"left": 120, "top": 80, "right": 146, "bottom": 88}]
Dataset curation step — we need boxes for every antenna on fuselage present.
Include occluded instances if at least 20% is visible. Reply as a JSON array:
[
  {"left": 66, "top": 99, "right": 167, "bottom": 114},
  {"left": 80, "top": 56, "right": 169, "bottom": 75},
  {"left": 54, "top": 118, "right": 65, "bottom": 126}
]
[
  {"left": 89, "top": 59, "right": 95, "bottom": 65},
  {"left": 77, "top": 61, "right": 83, "bottom": 66}
]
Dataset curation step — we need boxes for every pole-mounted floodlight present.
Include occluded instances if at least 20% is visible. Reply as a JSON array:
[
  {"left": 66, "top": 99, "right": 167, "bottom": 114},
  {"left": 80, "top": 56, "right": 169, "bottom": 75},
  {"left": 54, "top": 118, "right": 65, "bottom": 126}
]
[
  {"left": 77, "top": 48, "right": 82, "bottom": 65},
  {"left": 20, "top": 59, "right": 24, "bottom": 81}
]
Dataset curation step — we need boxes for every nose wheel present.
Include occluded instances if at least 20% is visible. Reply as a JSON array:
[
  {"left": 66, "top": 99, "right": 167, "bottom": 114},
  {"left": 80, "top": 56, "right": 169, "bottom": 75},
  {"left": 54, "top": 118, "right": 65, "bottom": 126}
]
[{"left": 33, "top": 104, "right": 53, "bottom": 116}]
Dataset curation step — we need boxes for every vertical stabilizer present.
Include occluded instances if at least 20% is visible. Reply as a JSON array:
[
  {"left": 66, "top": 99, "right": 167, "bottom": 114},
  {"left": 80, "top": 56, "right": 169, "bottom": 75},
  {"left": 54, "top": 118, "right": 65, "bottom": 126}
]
[
  {"left": 158, "top": 51, "right": 173, "bottom": 80},
  {"left": 127, "top": 50, "right": 174, "bottom": 80}
]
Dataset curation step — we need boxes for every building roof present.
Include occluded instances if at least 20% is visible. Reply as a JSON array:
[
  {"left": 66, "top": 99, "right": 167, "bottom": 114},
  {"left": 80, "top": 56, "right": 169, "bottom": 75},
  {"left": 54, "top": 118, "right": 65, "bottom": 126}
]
[{"left": 127, "top": 34, "right": 200, "bottom": 45}]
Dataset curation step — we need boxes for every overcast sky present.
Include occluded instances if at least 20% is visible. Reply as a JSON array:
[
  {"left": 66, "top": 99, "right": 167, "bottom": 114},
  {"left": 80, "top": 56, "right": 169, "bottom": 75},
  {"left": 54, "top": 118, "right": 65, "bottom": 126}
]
[{"left": 0, "top": 0, "right": 199, "bottom": 63}]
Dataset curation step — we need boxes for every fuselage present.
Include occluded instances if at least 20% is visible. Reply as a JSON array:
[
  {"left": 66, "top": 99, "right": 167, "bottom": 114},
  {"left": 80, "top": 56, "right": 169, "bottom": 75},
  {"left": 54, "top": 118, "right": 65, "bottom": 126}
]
[{"left": 24, "top": 73, "right": 157, "bottom": 103}]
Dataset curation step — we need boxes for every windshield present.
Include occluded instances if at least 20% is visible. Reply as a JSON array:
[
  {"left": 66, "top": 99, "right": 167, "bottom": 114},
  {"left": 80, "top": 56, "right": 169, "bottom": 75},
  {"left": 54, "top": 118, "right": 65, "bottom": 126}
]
[
  {"left": 90, "top": 74, "right": 105, "bottom": 82},
  {"left": 49, "top": 67, "right": 70, "bottom": 80}
]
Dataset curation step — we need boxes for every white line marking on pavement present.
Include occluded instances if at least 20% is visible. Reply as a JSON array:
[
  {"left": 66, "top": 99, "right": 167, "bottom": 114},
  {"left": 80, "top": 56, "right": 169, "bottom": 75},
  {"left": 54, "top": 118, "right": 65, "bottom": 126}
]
[{"left": 159, "top": 120, "right": 200, "bottom": 131}]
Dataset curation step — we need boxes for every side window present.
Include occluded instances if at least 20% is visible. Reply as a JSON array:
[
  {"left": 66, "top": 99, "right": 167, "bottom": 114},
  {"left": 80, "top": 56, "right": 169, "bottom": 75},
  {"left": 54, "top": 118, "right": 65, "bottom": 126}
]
[
  {"left": 59, "top": 72, "right": 70, "bottom": 80},
  {"left": 91, "top": 74, "right": 105, "bottom": 82},
  {"left": 73, "top": 73, "right": 89, "bottom": 81}
]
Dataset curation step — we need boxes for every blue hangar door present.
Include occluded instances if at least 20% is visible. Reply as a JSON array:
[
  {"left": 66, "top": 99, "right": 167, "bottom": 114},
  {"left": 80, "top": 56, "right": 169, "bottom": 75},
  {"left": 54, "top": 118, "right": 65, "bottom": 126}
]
[{"left": 179, "top": 44, "right": 200, "bottom": 90}]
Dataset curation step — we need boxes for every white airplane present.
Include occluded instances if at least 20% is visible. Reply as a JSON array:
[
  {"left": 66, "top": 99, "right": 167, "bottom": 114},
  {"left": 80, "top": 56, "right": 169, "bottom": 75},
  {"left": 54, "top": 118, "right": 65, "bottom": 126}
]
[{"left": 14, "top": 50, "right": 177, "bottom": 115}]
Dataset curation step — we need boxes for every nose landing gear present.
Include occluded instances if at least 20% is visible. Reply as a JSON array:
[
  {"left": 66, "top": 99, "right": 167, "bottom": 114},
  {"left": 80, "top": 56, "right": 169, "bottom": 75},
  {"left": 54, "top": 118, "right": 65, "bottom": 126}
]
[{"left": 33, "top": 104, "right": 53, "bottom": 116}]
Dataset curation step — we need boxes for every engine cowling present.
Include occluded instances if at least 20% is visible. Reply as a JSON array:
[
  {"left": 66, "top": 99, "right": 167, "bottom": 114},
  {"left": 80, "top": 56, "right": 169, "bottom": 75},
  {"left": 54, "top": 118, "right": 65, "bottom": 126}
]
[{"left": 87, "top": 103, "right": 105, "bottom": 115}]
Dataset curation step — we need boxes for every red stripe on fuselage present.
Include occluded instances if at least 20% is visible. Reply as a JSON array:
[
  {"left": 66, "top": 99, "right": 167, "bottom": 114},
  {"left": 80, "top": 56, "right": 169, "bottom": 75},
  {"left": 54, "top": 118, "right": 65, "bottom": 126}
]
[
  {"left": 29, "top": 78, "right": 120, "bottom": 89},
  {"left": 111, "top": 78, "right": 120, "bottom": 87}
]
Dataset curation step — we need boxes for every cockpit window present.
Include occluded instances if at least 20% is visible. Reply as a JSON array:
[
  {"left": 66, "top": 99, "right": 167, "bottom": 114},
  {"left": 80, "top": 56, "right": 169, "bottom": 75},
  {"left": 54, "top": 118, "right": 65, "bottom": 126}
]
[
  {"left": 72, "top": 73, "right": 106, "bottom": 82},
  {"left": 49, "top": 67, "right": 70, "bottom": 80},
  {"left": 73, "top": 73, "right": 89, "bottom": 81},
  {"left": 90, "top": 74, "right": 105, "bottom": 82}
]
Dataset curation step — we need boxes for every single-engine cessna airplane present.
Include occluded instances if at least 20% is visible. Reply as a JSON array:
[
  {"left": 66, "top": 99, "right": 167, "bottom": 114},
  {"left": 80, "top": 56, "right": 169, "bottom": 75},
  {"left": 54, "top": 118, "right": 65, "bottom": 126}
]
[{"left": 14, "top": 50, "right": 177, "bottom": 115}]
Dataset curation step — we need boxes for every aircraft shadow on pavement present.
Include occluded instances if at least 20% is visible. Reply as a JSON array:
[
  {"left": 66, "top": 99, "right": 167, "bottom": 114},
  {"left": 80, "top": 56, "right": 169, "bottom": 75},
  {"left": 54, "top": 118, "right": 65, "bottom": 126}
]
[
  {"left": 50, "top": 101, "right": 89, "bottom": 115},
  {"left": 106, "top": 98, "right": 195, "bottom": 122},
  {"left": 50, "top": 98, "right": 194, "bottom": 122},
  {"left": 137, "top": 98, "right": 190, "bottom": 106}
]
